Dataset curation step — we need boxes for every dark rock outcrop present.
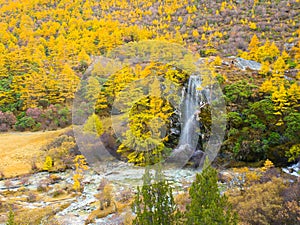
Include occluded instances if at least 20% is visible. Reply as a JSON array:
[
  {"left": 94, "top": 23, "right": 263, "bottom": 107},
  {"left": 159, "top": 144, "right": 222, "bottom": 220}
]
[{"left": 190, "top": 150, "right": 206, "bottom": 168}]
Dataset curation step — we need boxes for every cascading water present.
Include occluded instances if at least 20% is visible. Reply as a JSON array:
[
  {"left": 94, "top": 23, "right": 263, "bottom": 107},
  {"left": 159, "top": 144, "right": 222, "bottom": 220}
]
[
  {"left": 179, "top": 75, "right": 203, "bottom": 149},
  {"left": 166, "top": 75, "right": 206, "bottom": 168}
]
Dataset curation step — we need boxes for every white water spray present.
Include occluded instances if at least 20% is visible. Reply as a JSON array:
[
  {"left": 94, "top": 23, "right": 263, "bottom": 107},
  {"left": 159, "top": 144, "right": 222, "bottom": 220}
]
[{"left": 179, "top": 75, "right": 203, "bottom": 149}]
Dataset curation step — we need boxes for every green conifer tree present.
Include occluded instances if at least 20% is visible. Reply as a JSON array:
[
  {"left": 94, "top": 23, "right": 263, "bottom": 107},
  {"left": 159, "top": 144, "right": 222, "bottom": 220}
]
[
  {"left": 83, "top": 113, "right": 103, "bottom": 136},
  {"left": 132, "top": 164, "right": 181, "bottom": 225},
  {"left": 186, "top": 159, "right": 238, "bottom": 225}
]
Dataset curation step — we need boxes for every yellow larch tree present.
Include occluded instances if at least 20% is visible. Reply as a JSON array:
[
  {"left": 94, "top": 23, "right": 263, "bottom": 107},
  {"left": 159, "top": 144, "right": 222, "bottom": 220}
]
[
  {"left": 58, "top": 64, "right": 80, "bottom": 104},
  {"left": 248, "top": 34, "right": 260, "bottom": 61}
]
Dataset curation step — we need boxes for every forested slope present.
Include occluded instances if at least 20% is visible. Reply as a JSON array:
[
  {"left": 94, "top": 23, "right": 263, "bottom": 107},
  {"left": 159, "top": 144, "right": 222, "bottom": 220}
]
[{"left": 0, "top": 0, "right": 299, "bottom": 166}]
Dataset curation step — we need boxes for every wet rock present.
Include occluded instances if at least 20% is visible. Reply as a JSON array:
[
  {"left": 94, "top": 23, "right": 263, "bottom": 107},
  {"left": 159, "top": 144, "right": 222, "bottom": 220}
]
[
  {"left": 170, "top": 128, "right": 180, "bottom": 135},
  {"left": 282, "top": 162, "right": 300, "bottom": 177},
  {"left": 190, "top": 150, "right": 205, "bottom": 168},
  {"left": 167, "top": 144, "right": 193, "bottom": 166},
  {"left": 100, "top": 131, "right": 120, "bottom": 160}
]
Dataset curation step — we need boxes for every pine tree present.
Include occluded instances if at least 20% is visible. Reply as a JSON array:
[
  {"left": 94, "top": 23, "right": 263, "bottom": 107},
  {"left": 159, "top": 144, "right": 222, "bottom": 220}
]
[
  {"left": 186, "top": 159, "right": 238, "bottom": 225},
  {"left": 85, "top": 76, "right": 101, "bottom": 103},
  {"left": 83, "top": 113, "right": 103, "bottom": 136},
  {"left": 132, "top": 164, "right": 181, "bottom": 225}
]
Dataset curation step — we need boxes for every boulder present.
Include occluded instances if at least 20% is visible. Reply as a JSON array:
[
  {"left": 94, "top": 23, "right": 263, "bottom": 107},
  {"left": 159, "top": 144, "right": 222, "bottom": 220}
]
[
  {"left": 168, "top": 144, "right": 193, "bottom": 165},
  {"left": 190, "top": 150, "right": 205, "bottom": 168},
  {"left": 218, "top": 171, "right": 234, "bottom": 183},
  {"left": 228, "top": 56, "right": 261, "bottom": 71}
]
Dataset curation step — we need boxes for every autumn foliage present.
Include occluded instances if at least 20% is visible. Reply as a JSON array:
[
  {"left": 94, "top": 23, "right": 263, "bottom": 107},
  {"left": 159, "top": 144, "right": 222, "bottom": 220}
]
[{"left": 0, "top": 0, "right": 298, "bottom": 165}]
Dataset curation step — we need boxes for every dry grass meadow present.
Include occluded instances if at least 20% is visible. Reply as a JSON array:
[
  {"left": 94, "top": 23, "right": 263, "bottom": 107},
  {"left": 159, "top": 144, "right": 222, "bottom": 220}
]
[{"left": 0, "top": 129, "right": 67, "bottom": 178}]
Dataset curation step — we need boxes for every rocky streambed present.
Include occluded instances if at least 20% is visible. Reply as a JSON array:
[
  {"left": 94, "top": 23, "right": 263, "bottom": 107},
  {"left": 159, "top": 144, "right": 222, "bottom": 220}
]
[
  {"left": 0, "top": 161, "right": 197, "bottom": 225},
  {"left": 1, "top": 160, "right": 299, "bottom": 225}
]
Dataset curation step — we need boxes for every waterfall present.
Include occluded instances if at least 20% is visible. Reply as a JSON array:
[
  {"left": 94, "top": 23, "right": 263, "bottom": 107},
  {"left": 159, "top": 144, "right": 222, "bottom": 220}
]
[
  {"left": 179, "top": 75, "right": 203, "bottom": 149},
  {"left": 166, "top": 75, "right": 206, "bottom": 168}
]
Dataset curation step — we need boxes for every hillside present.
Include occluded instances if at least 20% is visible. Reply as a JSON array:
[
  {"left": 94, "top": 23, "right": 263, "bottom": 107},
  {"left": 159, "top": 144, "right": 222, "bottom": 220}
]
[{"left": 0, "top": 0, "right": 299, "bottom": 224}]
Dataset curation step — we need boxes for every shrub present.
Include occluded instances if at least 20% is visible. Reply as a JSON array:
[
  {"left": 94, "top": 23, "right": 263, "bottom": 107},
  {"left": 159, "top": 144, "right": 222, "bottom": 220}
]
[
  {"left": 72, "top": 174, "right": 82, "bottom": 192},
  {"left": 52, "top": 189, "right": 64, "bottom": 198},
  {"left": 228, "top": 178, "right": 285, "bottom": 225},
  {"left": 49, "top": 174, "right": 61, "bottom": 183},
  {"left": 0, "top": 111, "right": 16, "bottom": 131},
  {"left": 174, "top": 192, "right": 190, "bottom": 212},
  {"left": 26, "top": 108, "right": 43, "bottom": 121},
  {"left": 40, "top": 104, "right": 71, "bottom": 130},
  {"left": 72, "top": 155, "right": 88, "bottom": 192},
  {"left": 20, "top": 176, "right": 29, "bottom": 186},
  {"left": 27, "top": 192, "right": 37, "bottom": 203},
  {"left": 98, "top": 183, "right": 113, "bottom": 210},
  {"left": 37, "top": 184, "right": 48, "bottom": 192},
  {"left": 6, "top": 209, "right": 16, "bottom": 225},
  {"left": 123, "top": 211, "right": 135, "bottom": 225},
  {"left": 118, "top": 188, "right": 133, "bottom": 203},
  {"left": 57, "top": 106, "right": 70, "bottom": 127},
  {"left": 277, "top": 200, "right": 300, "bottom": 225},
  {"left": 15, "top": 116, "right": 36, "bottom": 131},
  {"left": 98, "top": 178, "right": 109, "bottom": 191},
  {"left": 286, "top": 144, "right": 300, "bottom": 162},
  {"left": 0, "top": 123, "right": 8, "bottom": 132},
  {"left": 30, "top": 158, "right": 38, "bottom": 172},
  {"left": 83, "top": 113, "right": 103, "bottom": 136},
  {"left": 43, "top": 156, "right": 53, "bottom": 171}
]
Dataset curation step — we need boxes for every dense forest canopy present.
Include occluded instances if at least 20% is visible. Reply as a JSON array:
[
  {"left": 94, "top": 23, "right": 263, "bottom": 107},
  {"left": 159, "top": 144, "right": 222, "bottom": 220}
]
[
  {"left": 0, "top": 1, "right": 299, "bottom": 224},
  {"left": 0, "top": 0, "right": 299, "bottom": 166}
]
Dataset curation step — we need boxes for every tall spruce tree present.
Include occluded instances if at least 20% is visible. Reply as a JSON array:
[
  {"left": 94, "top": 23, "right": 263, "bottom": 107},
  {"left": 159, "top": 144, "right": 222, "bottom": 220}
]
[
  {"left": 132, "top": 164, "right": 181, "bottom": 225},
  {"left": 186, "top": 159, "right": 238, "bottom": 225}
]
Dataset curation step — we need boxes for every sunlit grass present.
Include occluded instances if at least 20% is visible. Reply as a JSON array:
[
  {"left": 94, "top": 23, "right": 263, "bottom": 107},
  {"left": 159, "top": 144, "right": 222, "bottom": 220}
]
[{"left": 0, "top": 128, "right": 69, "bottom": 178}]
